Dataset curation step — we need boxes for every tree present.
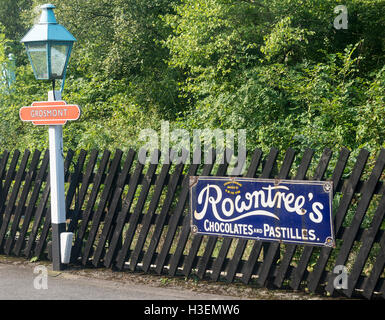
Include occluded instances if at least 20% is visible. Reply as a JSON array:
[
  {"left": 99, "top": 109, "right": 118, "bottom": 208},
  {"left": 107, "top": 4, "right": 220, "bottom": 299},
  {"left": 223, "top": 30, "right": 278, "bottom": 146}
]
[
  {"left": 0, "top": 0, "right": 33, "bottom": 64},
  {"left": 164, "top": 0, "right": 382, "bottom": 155},
  {"left": 0, "top": 0, "right": 384, "bottom": 156}
]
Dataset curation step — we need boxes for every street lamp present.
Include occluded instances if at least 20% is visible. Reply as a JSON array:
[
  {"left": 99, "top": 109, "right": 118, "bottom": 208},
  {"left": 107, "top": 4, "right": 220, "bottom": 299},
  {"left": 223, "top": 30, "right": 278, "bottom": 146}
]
[
  {"left": 21, "top": 4, "right": 77, "bottom": 271},
  {"left": 21, "top": 3, "right": 76, "bottom": 92}
]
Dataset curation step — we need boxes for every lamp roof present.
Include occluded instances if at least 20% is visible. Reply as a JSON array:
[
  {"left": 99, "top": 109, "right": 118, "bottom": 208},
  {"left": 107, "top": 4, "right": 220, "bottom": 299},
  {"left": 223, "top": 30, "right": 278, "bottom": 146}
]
[{"left": 21, "top": 4, "right": 76, "bottom": 43}]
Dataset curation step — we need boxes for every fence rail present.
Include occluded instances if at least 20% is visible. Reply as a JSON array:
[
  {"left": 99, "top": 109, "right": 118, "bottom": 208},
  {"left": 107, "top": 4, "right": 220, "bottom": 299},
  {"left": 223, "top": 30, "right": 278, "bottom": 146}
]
[{"left": 0, "top": 147, "right": 384, "bottom": 299}]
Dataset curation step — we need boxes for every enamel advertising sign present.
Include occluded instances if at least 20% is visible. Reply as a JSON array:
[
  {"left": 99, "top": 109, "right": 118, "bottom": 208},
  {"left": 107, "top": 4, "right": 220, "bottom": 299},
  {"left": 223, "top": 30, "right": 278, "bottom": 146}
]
[{"left": 190, "top": 177, "right": 335, "bottom": 247}]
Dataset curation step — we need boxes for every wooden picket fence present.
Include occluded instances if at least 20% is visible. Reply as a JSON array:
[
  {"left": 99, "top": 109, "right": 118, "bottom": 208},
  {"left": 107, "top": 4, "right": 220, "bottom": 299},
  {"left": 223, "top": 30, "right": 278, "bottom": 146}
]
[{"left": 0, "top": 147, "right": 384, "bottom": 299}]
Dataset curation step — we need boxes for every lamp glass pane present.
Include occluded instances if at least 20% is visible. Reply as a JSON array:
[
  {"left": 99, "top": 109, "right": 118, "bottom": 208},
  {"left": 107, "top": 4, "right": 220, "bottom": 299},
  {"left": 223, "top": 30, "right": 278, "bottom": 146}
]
[
  {"left": 27, "top": 43, "right": 48, "bottom": 79},
  {"left": 51, "top": 44, "right": 69, "bottom": 78}
]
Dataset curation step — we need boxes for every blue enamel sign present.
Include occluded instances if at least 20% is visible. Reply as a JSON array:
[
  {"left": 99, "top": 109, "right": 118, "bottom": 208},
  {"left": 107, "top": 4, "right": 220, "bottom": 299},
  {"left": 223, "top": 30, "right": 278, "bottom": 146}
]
[{"left": 190, "top": 177, "right": 335, "bottom": 247}]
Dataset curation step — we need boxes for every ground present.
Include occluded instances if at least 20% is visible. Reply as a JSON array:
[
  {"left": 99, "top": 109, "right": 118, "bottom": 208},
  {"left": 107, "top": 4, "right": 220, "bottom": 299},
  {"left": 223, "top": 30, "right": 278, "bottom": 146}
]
[{"left": 0, "top": 255, "right": 340, "bottom": 300}]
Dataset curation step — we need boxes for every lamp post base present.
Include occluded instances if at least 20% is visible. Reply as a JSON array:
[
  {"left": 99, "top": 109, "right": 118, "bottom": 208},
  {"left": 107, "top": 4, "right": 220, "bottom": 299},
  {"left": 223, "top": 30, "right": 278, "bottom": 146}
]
[{"left": 51, "top": 223, "right": 66, "bottom": 270}]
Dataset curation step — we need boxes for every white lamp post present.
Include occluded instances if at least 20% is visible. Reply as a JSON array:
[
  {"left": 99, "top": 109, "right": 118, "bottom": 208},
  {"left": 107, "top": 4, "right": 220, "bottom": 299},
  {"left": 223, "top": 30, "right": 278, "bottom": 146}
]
[{"left": 21, "top": 4, "right": 76, "bottom": 271}]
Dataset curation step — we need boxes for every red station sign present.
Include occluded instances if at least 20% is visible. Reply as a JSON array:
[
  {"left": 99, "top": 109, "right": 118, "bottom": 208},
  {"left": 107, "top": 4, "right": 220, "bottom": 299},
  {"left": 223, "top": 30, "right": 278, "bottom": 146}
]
[{"left": 20, "top": 101, "right": 80, "bottom": 125}]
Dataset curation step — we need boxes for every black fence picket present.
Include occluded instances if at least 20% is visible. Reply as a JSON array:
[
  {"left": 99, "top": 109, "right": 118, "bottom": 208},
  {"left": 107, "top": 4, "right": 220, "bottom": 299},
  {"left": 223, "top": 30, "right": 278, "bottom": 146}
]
[
  {"left": 0, "top": 147, "right": 384, "bottom": 300},
  {"left": 115, "top": 150, "right": 160, "bottom": 270}
]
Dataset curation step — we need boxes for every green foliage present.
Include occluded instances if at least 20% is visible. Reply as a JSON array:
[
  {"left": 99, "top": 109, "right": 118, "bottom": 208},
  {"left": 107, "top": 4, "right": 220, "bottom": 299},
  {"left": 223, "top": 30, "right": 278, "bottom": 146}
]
[
  {"left": 0, "top": 0, "right": 384, "bottom": 158},
  {"left": 165, "top": 0, "right": 384, "bottom": 156},
  {"left": 29, "top": 256, "right": 39, "bottom": 263},
  {"left": 164, "top": 0, "right": 264, "bottom": 97},
  {"left": 260, "top": 17, "right": 315, "bottom": 63},
  {"left": 356, "top": 66, "right": 385, "bottom": 151}
]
